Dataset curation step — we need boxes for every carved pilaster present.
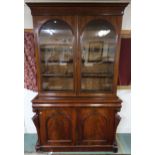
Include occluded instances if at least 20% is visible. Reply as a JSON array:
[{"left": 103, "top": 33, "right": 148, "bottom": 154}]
[
  {"left": 115, "top": 113, "right": 121, "bottom": 129},
  {"left": 113, "top": 108, "right": 121, "bottom": 153},
  {"left": 32, "top": 111, "right": 40, "bottom": 151}
]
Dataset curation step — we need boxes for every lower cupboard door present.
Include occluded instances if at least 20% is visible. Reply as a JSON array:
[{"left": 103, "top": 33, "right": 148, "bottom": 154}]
[
  {"left": 77, "top": 108, "right": 114, "bottom": 145},
  {"left": 39, "top": 108, "right": 75, "bottom": 146}
]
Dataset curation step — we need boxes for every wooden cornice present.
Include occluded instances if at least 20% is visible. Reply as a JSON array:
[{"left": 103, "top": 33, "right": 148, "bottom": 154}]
[{"left": 26, "top": 2, "right": 129, "bottom": 16}]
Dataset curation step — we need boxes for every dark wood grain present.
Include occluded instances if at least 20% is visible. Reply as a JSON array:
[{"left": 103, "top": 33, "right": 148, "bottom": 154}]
[
  {"left": 27, "top": 2, "right": 128, "bottom": 152},
  {"left": 77, "top": 108, "right": 112, "bottom": 145},
  {"left": 26, "top": 3, "right": 128, "bottom": 16},
  {"left": 39, "top": 109, "right": 75, "bottom": 146}
]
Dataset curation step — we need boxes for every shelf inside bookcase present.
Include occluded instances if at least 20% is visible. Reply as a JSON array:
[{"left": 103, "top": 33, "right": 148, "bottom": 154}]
[
  {"left": 42, "top": 73, "right": 73, "bottom": 78},
  {"left": 42, "top": 76, "right": 73, "bottom": 91},
  {"left": 82, "top": 72, "right": 113, "bottom": 78},
  {"left": 41, "top": 60, "right": 73, "bottom": 63},
  {"left": 81, "top": 59, "right": 114, "bottom": 64}
]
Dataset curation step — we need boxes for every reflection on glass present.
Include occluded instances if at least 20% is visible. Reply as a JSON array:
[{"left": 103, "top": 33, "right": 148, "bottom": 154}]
[
  {"left": 81, "top": 20, "right": 117, "bottom": 92},
  {"left": 39, "top": 20, "right": 74, "bottom": 91}
]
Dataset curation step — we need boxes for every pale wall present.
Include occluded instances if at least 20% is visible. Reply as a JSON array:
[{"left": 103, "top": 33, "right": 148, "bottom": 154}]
[{"left": 24, "top": 3, "right": 131, "bottom": 133}]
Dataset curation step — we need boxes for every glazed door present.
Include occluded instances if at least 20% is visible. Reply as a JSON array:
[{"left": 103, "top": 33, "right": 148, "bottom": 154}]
[
  {"left": 37, "top": 16, "right": 77, "bottom": 95},
  {"left": 39, "top": 108, "right": 76, "bottom": 146},
  {"left": 78, "top": 16, "right": 120, "bottom": 96}
]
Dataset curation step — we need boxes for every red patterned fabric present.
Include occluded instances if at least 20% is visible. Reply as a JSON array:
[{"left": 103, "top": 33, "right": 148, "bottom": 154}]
[
  {"left": 24, "top": 32, "right": 38, "bottom": 91},
  {"left": 118, "top": 38, "right": 131, "bottom": 86}
]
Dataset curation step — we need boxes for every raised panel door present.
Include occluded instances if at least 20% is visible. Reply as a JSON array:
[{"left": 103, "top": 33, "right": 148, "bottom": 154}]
[
  {"left": 39, "top": 108, "right": 76, "bottom": 146},
  {"left": 77, "top": 108, "right": 114, "bottom": 145}
]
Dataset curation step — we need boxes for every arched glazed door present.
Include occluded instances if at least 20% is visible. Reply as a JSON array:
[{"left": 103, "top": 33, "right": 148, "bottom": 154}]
[
  {"left": 78, "top": 17, "right": 118, "bottom": 95},
  {"left": 38, "top": 18, "right": 76, "bottom": 94}
]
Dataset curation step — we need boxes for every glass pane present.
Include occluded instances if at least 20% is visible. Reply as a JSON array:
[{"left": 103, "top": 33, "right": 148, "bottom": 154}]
[
  {"left": 39, "top": 20, "right": 74, "bottom": 91},
  {"left": 81, "top": 19, "right": 117, "bottom": 92}
]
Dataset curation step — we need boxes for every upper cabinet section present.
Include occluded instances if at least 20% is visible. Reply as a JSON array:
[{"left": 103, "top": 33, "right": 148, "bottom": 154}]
[
  {"left": 80, "top": 19, "right": 117, "bottom": 92},
  {"left": 27, "top": 3, "right": 128, "bottom": 96},
  {"left": 39, "top": 19, "right": 75, "bottom": 91}
]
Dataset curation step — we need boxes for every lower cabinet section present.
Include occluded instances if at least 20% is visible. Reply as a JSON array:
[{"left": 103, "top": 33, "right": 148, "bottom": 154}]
[{"left": 33, "top": 106, "right": 120, "bottom": 152}]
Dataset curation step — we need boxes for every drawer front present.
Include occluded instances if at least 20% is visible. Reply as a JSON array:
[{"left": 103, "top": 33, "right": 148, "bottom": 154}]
[
  {"left": 77, "top": 108, "right": 115, "bottom": 145},
  {"left": 39, "top": 108, "right": 76, "bottom": 146}
]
